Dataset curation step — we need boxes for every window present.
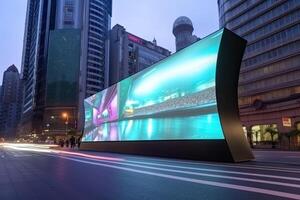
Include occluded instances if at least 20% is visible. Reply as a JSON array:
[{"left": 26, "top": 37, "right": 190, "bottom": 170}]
[
  {"left": 296, "top": 122, "right": 300, "bottom": 131},
  {"left": 251, "top": 124, "right": 278, "bottom": 144},
  {"left": 64, "top": 0, "right": 74, "bottom": 25}
]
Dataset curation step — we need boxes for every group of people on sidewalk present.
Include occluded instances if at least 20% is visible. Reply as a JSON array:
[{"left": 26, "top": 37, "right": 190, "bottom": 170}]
[{"left": 59, "top": 136, "right": 81, "bottom": 149}]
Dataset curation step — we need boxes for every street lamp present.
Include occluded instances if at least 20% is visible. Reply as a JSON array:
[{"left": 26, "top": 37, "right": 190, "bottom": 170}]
[{"left": 62, "top": 112, "right": 69, "bottom": 135}]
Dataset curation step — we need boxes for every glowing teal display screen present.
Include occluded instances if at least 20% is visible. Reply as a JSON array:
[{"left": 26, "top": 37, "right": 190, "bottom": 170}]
[{"left": 82, "top": 29, "right": 225, "bottom": 142}]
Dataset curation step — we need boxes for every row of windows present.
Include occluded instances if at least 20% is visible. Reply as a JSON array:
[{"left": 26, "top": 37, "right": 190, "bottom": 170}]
[
  {"left": 88, "top": 55, "right": 102, "bottom": 63},
  {"left": 86, "top": 80, "right": 102, "bottom": 86},
  {"left": 89, "top": 36, "right": 104, "bottom": 45},
  {"left": 88, "top": 68, "right": 102, "bottom": 74},
  {"left": 234, "top": 0, "right": 300, "bottom": 36},
  {"left": 88, "top": 40, "right": 104, "bottom": 52},
  {"left": 88, "top": 38, "right": 104, "bottom": 49},
  {"left": 244, "top": 9, "right": 300, "bottom": 43},
  {"left": 90, "top": 0, "right": 106, "bottom": 10},
  {"left": 245, "top": 23, "right": 300, "bottom": 55},
  {"left": 243, "top": 39, "right": 300, "bottom": 68},
  {"left": 240, "top": 55, "right": 300, "bottom": 83},
  {"left": 88, "top": 43, "right": 104, "bottom": 53},
  {"left": 86, "top": 86, "right": 101, "bottom": 92},
  {"left": 89, "top": 32, "right": 104, "bottom": 41},
  {"left": 89, "top": 10, "right": 106, "bottom": 22},
  {"left": 89, "top": 21, "right": 104, "bottom": 34},
  {"left": 220, "top": 0, "right": 263, "bottom": 26},
  {"left": 89, "top": 26, "right": 104, "bottom": 36},
  {"left": 90, "top": 5, "right": 105, "bottom": 18},
  {"left": 239, "top": 86, "right": 300, "bottom": 105},
  {"left": 239, "top": 70, "right": 300, "bottom": 94},
  {"left": 25, "top": 81, "right": 34, "bottom": 94},
  {"left": 88, "top": 49, "right": 103, "bottom": 58},
  {"left": 219, "top": 0, "right": 242, "bottom": 18},
  {"left": 226, "top": 0, "right": 279, "bottom": 30},
  {"left": 89, "top": 15, "right": 105, "bottom": 27},
  {"left": 89, "top": 10, "right": 105, "bottom": 23},
  {"left": 23, "top": 97, "right": 33, "bottom": 113},
  {"left": 87, "top": 73, "right": 102, "bottom": 80},
  {"left": 88, "top": 62, "right": 103, "bottom": 68}
]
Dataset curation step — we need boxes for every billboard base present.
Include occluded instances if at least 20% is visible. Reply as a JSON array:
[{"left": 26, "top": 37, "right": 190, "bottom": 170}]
[{"left": 80, "top": 140, "right": 252, "bottom": 162}]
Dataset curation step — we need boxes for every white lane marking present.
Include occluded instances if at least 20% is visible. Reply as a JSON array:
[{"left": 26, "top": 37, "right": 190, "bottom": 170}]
[
  {"left": 119, "top": 160, "right": 300, "bottom": 182},
  {"left": 128, "top": 157, "right": 300, "bottom": 173},
  {"left": 52, "top": 155, "right": 300, "bottom": 200},
  {"left": 60, "top": 154, "right": 300, "bottom": 189},
  {"left": 13, "top": 155, "right": 32, "bottom": 157}
]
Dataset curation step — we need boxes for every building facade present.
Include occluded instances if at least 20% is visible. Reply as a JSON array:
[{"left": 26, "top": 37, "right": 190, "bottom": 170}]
[
  {"left": 109, "top": 24, "right": 171, "bottom": 85},
  {"left": 173, "top": 16, "right": 199, "bottom": 52},
  {"left": 77, "top": 0, "right": 112, "bottom": 131},
  {"left": 20, "top": 0, "right": 112, "bottom": 139},
  {"left": 0, "top": 65, "right": 22, "bottom": 139},
  {"left": 218, "top": 0, "right": 300, "bottom": 149}
]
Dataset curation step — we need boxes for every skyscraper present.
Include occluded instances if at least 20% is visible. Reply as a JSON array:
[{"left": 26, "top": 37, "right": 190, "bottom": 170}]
[
  {"left": 20, "top": 0, "right": 112, "bottom": 137},
  {"left": 0, "top": 65, "right": 22, "bottom": 139},
  {"left": 109, "top": 24, "right": 171, "bottom": 85},
  {"left": 173, "top": 16, "right": 199, "bottom": 52},
  {"left": 77, "top": 0, "right": 112, "bottom": 131},
  {"left": 218, "top": 0, "right": 300, "bottom": 148}
]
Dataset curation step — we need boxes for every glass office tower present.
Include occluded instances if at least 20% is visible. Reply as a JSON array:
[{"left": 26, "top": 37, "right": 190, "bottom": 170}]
[{"left": 20, "top": 0, "right": 112, "bottom": 138}]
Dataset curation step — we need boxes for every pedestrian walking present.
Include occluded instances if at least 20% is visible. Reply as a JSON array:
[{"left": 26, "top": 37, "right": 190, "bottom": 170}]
[
  {"left": 65, "top": 139, "right": 69, "bottom": 148},
  {"left": 77, "top": 136, "right": 82, "bottom": 148},
  {"left": 70, "top": 136, "right": 75, "bottom": 148},
  {"left": 59, "top": 139, "right": 64, "bottom": 148}
]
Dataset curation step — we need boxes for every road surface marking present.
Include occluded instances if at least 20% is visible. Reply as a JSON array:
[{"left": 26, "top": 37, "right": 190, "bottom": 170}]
[
  {"left": 13, "top": 154, "right": 32, "bottom": 157},
  {"left": 128, "top": 156, "right": 300, "bottom": 173},
  {"left": 59, "top": 154, "right": 300, "bottom": 189},
  {"left": 52, "top": 155, "right": 300, "bottom": 200},
  {"left": 114, "top": 159, "right": 300, "bottom": 181}
]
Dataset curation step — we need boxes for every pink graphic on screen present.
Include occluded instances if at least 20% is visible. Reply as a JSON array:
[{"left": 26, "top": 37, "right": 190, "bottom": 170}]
[{"left": 93, "top": 85, "right": 118, "bottom": 126}]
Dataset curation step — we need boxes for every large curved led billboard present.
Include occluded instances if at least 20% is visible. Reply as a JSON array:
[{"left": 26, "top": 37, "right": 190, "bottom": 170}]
[{"left": 81, "top": 28, "right": 254, "bottom": 162}]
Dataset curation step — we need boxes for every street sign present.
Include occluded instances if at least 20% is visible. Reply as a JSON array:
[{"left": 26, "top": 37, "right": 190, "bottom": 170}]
[{"left": 282, "top": 117, "right": 292, "bottom": 127}]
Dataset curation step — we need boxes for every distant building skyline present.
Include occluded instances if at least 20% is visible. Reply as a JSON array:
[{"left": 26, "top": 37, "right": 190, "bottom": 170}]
[
  {"left": 109, "top": 24, "right": 171, "bottom": 86},
  {"left": 0, "top": 0, "right": 219, "bottom": 81},
  {"left": 0, "top": 65, "right": 22, "bottom": 139}
]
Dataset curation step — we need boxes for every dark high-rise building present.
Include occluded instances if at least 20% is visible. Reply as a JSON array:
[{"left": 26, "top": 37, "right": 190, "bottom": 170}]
[
  {"left": 218, "top": 0, "right": 300, "bottom": 148},
  {"left": 0, "top": 65, "right": 22, "bottom": 139},
  {"left": 109, "top": 24, "right": 171, "bottom": 85},
  {"left": 173, "top": 16, "right": 199, "bottom": 52},
  {"left": 20, "top": 0, "right": 112, "bottom": 137}
]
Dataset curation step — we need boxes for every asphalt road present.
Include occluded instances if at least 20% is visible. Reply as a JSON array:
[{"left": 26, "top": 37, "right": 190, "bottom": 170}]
[{"left": 0, "top": 144, "right": 300, "bottom": 200}]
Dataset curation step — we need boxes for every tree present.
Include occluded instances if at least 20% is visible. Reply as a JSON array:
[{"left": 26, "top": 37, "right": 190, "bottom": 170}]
[
  {"left": 252, "top": 130, "right": 261, "bottom": 145},
  {"left": 286, "top": 129, "right": 300, "bottom": 150},
  {"left": 265, "top": 127, "right": 279, "bottom": 148}
]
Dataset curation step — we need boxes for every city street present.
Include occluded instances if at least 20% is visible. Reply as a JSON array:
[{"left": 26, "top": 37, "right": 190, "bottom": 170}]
[{"left": 0, "top": 144, "right": 300, "bottom": 200}]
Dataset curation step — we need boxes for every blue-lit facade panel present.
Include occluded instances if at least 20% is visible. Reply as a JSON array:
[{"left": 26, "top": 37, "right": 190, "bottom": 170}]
[{"left": 83, "top": 30, "right": 225, "bottom": 141}]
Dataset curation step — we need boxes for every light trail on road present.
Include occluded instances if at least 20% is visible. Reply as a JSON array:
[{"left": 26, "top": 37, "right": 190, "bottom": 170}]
[
  {"left": 0, "top": 143, "right": 124, "bottom": 161},
  {"left": 1, "top": 142, "right": 300, "bottom": 200}
]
